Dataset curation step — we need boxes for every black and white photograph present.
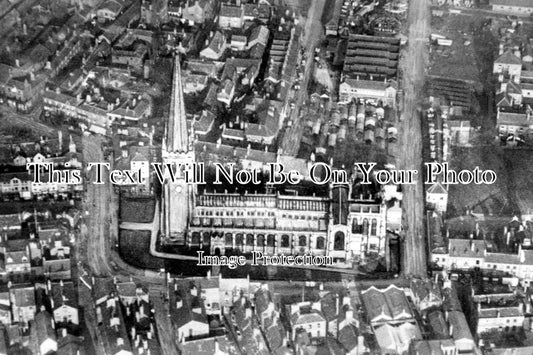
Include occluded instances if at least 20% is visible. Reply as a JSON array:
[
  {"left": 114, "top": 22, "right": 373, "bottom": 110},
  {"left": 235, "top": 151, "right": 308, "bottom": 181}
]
[{"left": 0, "top": 0, "right": 531, "bottom": 353}]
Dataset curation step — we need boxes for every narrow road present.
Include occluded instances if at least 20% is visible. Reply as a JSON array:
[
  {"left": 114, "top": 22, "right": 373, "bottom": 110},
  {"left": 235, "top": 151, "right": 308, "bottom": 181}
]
[
  {"left": 398, "top": 0, "right": 431, "bottom": 277},
  {"left": 280, "top": 0, "right": 325, "bottom": 156},
  {"left": 149, "top": 286, "right": 180, "bottom": 355}
]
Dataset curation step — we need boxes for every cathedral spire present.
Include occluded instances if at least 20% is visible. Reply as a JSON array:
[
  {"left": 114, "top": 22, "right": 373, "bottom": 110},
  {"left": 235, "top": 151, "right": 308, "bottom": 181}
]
[{"left": 165, "top": 55, "right": 189, "bottom": 154}]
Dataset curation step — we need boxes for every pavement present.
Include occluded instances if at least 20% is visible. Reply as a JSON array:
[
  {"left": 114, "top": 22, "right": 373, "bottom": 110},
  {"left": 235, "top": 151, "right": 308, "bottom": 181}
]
[
  {"left": 81, "top": 134, "right": 114, "bottom": 277},
  {"left": 280, "top": 0, "right": 326, "bottom": 156},
  {"left": 397, "top": 0, "right": 431, "bottom": 277}
]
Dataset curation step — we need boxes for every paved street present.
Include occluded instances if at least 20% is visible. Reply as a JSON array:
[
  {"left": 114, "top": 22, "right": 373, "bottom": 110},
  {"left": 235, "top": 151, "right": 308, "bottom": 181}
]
[
  {"left": 398, "top": 0, "right": 431, "bottom": 277},
  {"left": 81, "top": 134, "right": 114, "bottom": 277},
  {"left": 280, "top": 0, "right": 325, "bottom": 156}
]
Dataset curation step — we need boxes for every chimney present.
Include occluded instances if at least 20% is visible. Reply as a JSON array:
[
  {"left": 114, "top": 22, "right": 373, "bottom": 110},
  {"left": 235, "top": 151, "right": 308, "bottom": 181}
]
[{"left": 346, "top": 309, "right": 353, "bottom": 322}]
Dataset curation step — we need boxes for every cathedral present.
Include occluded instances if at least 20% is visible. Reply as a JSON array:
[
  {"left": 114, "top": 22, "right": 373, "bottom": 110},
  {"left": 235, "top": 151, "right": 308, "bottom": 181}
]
[{"left": 161, "top": 56, "right": 402, "bottom": 264}]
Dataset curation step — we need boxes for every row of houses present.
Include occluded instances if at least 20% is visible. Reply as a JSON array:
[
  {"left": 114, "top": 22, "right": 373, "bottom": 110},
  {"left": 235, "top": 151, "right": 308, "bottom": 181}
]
[
  {"left": 164, "top": 273, "right": 364, "bottom": 354},
  {"left": 432, "top": 237, "right": 533, "bottom": 286},
  {"left": 493, "top": 38, "right": 533, "bottom": 139},
  {"left": 91, "top": 277, "right": 161, "bottom": 355},
  {"left": 0, "top": 212, "right": 87, "bottom": 354},
  {"left": 0, "top": 136, "right": 83, "bottom": 200},
  {"left": 0, "top": 24, "right": 84, "bottom": 112},
  {"left": 43, "top": 88, "right": 152, "bottom": 135}
]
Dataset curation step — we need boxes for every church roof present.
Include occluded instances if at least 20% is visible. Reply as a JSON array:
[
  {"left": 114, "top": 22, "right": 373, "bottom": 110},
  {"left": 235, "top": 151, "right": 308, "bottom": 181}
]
[{"left": 165, "top": 57, "right": 189, "bottom": 153}]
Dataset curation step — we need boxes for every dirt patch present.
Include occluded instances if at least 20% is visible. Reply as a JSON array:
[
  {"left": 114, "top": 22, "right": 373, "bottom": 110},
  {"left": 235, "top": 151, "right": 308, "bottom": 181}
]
[
  {"left": 119, "top": 196, "right": 156, "bottom": 223},
  {"left": 429, "top": 14, "right": 481, "bottom": 83},
  {"left": 447, "top": 144, "right": 520, "bottom": 217}
]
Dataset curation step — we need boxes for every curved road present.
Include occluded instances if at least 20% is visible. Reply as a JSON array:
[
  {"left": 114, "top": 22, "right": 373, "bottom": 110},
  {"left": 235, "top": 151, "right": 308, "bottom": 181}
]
[{"left": 81, "top": 135, "right": 114, "bottom": 277}]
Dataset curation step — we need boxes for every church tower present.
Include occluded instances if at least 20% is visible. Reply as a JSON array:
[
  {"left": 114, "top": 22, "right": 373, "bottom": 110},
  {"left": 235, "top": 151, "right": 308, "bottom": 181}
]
[{"left": 161, "top": 56, "right": 194, "bottom": 244}]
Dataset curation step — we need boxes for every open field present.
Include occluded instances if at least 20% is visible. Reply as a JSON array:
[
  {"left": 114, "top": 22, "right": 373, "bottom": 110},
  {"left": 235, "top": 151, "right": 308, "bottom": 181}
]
[
  {"left": 447, "top": 144, "right": 520, "bottom": 218},
  {"left": 429, "top": 14, "right": 483, "bottom": 83},
  {"left": 502, "top": 149, "right": 533, "bottom": 217}
]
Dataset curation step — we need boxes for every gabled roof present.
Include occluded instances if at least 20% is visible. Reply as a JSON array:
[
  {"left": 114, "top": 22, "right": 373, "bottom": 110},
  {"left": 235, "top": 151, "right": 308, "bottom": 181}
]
[
  {"left": 180, "top": 335, "right": 239, "bottom": 355},
  {"left": 449, "top": 239, "right": 485, "bottom": 258},
  {"left": 496, "top": 92, "right": 513, "bottom": 107},
  {"left": 495, "top": 50, "right": 522, "bottom": 66},
  {"left": 291, "top": 309, "right": 325, "bottom": 325},
  {"left": 320, "top": 292, "right": 338, "bottom": 321},
  {"left": 427, "top": 311, "right": 450, "bottom": 339},
  {"left": 338, "top": 324, "right": 358, "bottom": 352},
  {"left": 254, "top": 287, "right": 271, "bottom": 316},
  {"left": 35, "top": 311, "right": 57, "bottom": 345},
  {"left": 478, "top": 306, "right": 523, "bottom": 318},
  {"left": 169, "top": 281, "right": 208, "bottom": 330},
  {"left": 485, "top": 252, "right": 521, "bottom": 264},
  {"left": 248, "top": 25, "right": 269, "bottom": 46},
  {"left": 427, "top": 182, "right": 447, "bottom": 195},
  {"left": 361, "top": 285, "right": 413, "bottom": 323},
  {"left": 204, "top": 31, "right": 226, "bottom": 55},
  {"left": 412, "top": 339, "right": 455, "bottom": 355},
  {"left": 220, "top": 4, "right": 243, "bottom": 18},
  {"left": 57, "top": 334, "right": 84, "bottom": 355},
  {"left": 410, "top": 279, "right": 442, "bottom": 303},
  {"left": 193, "top": 110, "right": 216, "bottom": 135},
  {"left": 448, "top": 310, "right": 473, "bottom": 342},
  {"left": 498, "top": 111, "right": 530, "bottom": 126},
  {"left": 506, "top": 80, "right": 522, "bottom": 95},
  {"left": 374, "top": 323, "right": 421, "bottom": 352},
  {"left": 51, "top": 281, "right": 77, "bottom": 309}
]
